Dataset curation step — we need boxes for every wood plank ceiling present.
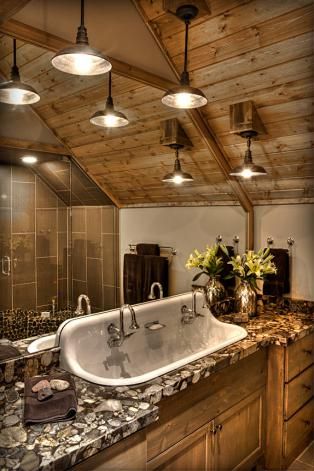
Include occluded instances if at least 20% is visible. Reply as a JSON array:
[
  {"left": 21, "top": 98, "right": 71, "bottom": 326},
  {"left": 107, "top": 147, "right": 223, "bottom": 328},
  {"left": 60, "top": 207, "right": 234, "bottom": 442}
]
[{"left": 0, "top": 0, "right": 313, "bottom": 207}]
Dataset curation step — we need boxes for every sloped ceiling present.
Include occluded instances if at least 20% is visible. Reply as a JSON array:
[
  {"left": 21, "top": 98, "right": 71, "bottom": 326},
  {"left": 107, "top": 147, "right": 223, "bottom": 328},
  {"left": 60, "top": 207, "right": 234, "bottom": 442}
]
[{"left": 0, "top": 0, "right": 313, "bottom": 207}]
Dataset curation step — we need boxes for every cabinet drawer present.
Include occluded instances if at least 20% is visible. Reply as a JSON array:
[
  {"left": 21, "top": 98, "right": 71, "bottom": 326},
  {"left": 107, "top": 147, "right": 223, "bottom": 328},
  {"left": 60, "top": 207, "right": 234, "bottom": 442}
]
[
  {"left": 285, "top": 334, "right": 314, "bottom": 382},
  {"left": 284, "top": 365, "right": 314, "bottom": 419},
  {"left": 283, "top": 398, "right": 314, "bottom": 459}
]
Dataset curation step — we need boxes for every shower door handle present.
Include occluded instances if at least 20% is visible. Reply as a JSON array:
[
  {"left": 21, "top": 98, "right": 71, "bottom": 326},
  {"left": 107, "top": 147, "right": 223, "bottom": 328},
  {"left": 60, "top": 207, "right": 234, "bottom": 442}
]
[{"left": 1, "top": 256, "right": 11, "bottom": 276}]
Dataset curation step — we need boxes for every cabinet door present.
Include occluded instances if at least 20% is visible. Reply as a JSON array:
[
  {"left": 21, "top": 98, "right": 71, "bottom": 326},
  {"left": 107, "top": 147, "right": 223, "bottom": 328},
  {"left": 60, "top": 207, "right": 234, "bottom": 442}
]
[
  {"left": 210, "top": 389, "right": 264, "bottom": 471},
  {"left": 148, "top": 424, "right": 211, "bottom": 471}
]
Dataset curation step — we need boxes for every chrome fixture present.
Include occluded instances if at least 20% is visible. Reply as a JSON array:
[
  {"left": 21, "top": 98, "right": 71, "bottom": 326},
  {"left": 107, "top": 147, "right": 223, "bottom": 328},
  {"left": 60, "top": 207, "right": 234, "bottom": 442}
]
[
  {"left": 51, "top": 0, "right": 111, "bottom": 76},
  {"left": 287, "top": 237, "right": 295, "bottom": 247},
  {"left": 162, "top": 144, "right": 193, "bottom": 184},
  {"left": 148, "top": 282, "right": 164, "bottom": 300},
  {"left": 230, "top": 131, "right": 267, "bottom": 179},
  {"left": 162, "top": 5, "right": 207, "bottom": 109},
  {"left": 216, "top": 235, "right": 223, "bottom": 244},
  {"left": 233, "top": 235, "right": 240, "bottom": 254},
  {"left": 181, "top": 287, "right": 205, "bottom": 324},
  {"left": 267, "top": 236, "right": 274, "bottom": 247},
  {"left": 107, "top": 304, "right": 139, "bottom": 348},
  {"left": 75, "top": 294, "right": 91, "bottom": 315},
  {"left": 1, "top": 256, "right": 11, "bottom": 276},
  {"left": 0, "top": 39, "right": 40, "bottom": 105},
  {"left": 90, "top": 71, "right": 129, "bottom": 128}
]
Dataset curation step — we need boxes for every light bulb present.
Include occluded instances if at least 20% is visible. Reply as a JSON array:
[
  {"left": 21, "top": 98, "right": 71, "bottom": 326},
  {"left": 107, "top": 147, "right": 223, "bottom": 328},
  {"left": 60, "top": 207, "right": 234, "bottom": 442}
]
[
  {"left": 72, "top": 53, "right": 94, "bottom": 74},
  {"left": 174, "top": 93, "right": 193, "bottom": 108},
  {"left": 21, "top": 155, "right": 38, "bottom": 164},
  {"left": 173, "top": 175, "right": 184, "bottom": 184},
  {"left": 240, "top": 168, "right": 253, "bottom": 179}
]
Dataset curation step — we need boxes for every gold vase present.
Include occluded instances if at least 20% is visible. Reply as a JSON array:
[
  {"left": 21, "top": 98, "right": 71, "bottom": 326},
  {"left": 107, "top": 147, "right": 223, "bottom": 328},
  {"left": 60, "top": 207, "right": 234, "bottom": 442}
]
[
  {"left": 204, "top": 276, "right": 226, "bottom": 307},
  {"left": 234, "top": 280, "right": 257, "bottom": 318}
]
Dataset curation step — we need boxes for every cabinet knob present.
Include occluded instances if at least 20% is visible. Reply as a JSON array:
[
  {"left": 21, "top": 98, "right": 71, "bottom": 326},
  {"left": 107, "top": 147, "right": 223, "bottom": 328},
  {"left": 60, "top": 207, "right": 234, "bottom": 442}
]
[{"left": 302, "top": 384, "right": 311, "bottom": 391}]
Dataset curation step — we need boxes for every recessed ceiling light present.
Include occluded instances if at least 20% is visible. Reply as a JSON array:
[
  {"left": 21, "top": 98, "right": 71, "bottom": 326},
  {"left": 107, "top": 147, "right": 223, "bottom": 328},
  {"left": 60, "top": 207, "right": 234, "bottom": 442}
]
[{"left": 21, "top": 155, "right": 38, "bottom": 164}]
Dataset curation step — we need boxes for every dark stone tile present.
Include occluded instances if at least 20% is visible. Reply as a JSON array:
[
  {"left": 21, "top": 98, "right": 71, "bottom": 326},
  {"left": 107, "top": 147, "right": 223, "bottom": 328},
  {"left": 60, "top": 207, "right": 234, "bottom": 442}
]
[
  {"left": 36, "top": 257, "right": 57, "bottom": 306},
  {"left": 87, "top": 207, "right": 101, "bottom": 258},
  {"left": 102, "top": 234, "right": 115, "bottom": 285},
  {"left": 57, "top": 206, "right": 68, "bottom": 231},
  {"left": 0, "top": 165, "right": 11, "bottom": 208},
  {"left": 58, "top": 232, "right": 68, "bottom": 279},
  {"left": 72, "top": 207, "right": 86, "bottom": 232},
  {"left": 87, "top": 258, "right": 103, "bottom": 311},
  {"left": 36, "top": 177, "right": 57, "bottom": 208},
  {"left": 13, "top": 282, "right": 36, "bottom": 310},
  {"left": 12, "top": 181, "right": 35, "bottom": 233},
  {"left": 102, "top": 207, "right": 114, "bottom": 233},
  {"left": 36, "top": 209, "right": 57, "bottom": 257},
  {"left": 58, "top": 278, "right": 68, "bottom": 310},
  {"left": 72, "top": 233, "right": 86, "bottom": 281},
  {"left": 0, "top": 277, "right": 12, "bottom": 310},
  {"left": 103, "top": 285, "right": 116, "bottom": 310},
  {"left": 12, "top": 233, "right": 35, "bottom": 284}
]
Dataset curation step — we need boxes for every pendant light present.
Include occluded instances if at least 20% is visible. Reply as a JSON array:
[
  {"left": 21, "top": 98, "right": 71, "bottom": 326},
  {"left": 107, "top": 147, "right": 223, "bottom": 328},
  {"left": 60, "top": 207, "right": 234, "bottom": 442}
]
[
  {"left": 90, "top": 71, "right": 129, "bottom": 128},
  {"left": 0, "top": 39, "right": 40, "bottom": 105},
  {"left": 229, "top": 131, "right": 267, "bottom": 179},
  {"left": 161, "top": 5, "right": 207, "bottom": 109},
  {"left": 51, "top": 0, "right": 111, "bottom": 76},
  {"left": 162, "top": 145, "right": 194, "bottom": 184}
]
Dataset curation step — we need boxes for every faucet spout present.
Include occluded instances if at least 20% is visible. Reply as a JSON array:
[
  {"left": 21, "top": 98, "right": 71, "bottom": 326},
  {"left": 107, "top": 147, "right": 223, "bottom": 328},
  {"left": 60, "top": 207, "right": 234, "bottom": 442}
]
[
  {"left": 148, "top": 282, "right": 163, "bottom": 300},
  {"left": 75, "top": 294, "right": 91, "bottom": 316},
  {"left": 107, "top": 304, "right": 139, "bottom": 348}
]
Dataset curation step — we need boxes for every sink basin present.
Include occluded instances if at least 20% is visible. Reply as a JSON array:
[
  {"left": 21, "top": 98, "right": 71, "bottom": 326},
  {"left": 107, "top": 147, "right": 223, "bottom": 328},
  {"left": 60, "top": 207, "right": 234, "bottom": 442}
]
[
  {"left": 58, "top": 293, "right": 247, "bottom": 386},
  {"left": 27, "top": 334, "right": 56, "bottom": 353}
]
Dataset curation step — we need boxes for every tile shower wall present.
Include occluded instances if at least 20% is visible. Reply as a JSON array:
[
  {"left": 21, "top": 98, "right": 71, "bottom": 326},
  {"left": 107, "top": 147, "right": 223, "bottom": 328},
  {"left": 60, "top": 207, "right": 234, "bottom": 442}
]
[
  {"left": 0, "top": 165, "right": 69, "bottom": 311},
  {"left": 72, "top": 206, "right": 119, "bottom": 311}
]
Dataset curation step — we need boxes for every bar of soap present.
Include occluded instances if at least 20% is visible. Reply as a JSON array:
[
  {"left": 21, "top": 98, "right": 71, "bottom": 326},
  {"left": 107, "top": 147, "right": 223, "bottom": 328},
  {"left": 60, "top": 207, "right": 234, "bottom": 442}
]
[
  {"left": 32, "top": 379, "right": 50, "bottom": 392},
  {"left": 50, "top": 379, "right": 70, "bottom": 391},
  {"left": 37, "top": 387, "right": 53, "bottom": 401}
]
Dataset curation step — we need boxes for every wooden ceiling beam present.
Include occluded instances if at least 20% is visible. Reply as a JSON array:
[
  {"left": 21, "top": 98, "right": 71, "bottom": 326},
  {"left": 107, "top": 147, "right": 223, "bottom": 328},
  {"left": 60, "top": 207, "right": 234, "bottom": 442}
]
[{"left": 0, "top": 136, "right": 68, "bottom": 155}]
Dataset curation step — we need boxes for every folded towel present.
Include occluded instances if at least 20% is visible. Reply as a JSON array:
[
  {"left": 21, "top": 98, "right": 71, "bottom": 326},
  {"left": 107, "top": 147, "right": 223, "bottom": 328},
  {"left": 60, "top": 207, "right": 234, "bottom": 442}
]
[
  {"left": 0, "top": 344, "right": 21, "bottom": 361},
  {"left": 136, "top": 243, "right": 160, "bottom": 256},
  {"left": 24, "top": 372, "right": 77, "bottom": 425}
]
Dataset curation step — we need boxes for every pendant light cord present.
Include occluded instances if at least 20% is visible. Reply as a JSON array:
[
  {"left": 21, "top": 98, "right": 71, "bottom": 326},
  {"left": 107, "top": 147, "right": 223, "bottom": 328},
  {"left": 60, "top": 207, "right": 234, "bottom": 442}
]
[
  {"left": 106, "top": 71, "right": 114, "bottom": 109},
  {"left": 11, "top": 38, "right": 20, "bottom": 80},
  {"left": 184, "top": 20, "right": 189, "bottom": 74},
  {"left": 13, "top": 39, "right": 17, "bottom": 67},
  {"left": 80, "top": 0, "right": 84, "bottom": 26}
]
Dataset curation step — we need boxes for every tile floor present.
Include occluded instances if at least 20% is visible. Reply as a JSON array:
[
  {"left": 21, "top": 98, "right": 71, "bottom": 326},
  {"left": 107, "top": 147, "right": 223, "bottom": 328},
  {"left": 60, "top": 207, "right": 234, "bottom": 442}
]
[{"left": 288, "top": 442, "right": 314, "bottom": 470}]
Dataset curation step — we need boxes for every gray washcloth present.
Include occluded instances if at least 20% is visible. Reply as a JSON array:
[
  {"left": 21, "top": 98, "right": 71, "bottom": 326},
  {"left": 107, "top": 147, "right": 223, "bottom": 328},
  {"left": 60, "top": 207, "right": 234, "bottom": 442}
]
[{"left": 24, "top": 373, "right": 77, "bottom": 425}]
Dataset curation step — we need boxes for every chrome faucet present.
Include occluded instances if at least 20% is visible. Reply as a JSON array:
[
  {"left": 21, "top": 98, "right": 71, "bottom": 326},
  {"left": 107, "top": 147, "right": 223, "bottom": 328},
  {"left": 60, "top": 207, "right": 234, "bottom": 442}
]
[
  {"left": 75, "top": 294, "right": 91, "bottom": 316},
  {"left": 107, "top": 304, "right": 140, "bottom": 348},
  {"left": 181, "top": 286, "right": 205, "bottom": 324},
  {"left": 148, "top": 282, "right": 164, "bottom": 300}
]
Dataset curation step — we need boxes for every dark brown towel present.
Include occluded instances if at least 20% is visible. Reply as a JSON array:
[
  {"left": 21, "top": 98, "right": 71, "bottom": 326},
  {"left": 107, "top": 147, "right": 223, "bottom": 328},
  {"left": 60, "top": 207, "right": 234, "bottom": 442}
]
[
  {"left": 24, "top": 373, "right": 77, "bottom": 425},
  {"left": 264, "top": 248, "right": 290, "bottom": 296},
  {"left": 136, "top": 243, "right": 160, "bottom": 256},
  {"left": 143, "top": 255, "right": 168, "bottom": 300},
  {"left": 0, "top": 344, "right": 21, "bottom": 361}
]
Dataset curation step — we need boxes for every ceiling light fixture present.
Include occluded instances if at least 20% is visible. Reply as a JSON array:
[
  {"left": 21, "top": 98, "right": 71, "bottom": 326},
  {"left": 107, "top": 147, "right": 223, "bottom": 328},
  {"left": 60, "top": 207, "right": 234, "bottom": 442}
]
[
  {"left": 162, "top": 145, "right": 194, "bottom": 184},
  {"left": 0, "top": 39, "right": 40, "bottom": 105},
  {"left": 161, "top": 5, "right": 207, "bottom": 109},
  {"left": 51, "top": 0, "right": 111, "bottom": 76},
  {"left": 90, "top": 71, "right": 129, "bottom": 128},
  {"left": 229, "top": 131, "right": 267, "bottom": 179},
  {"left": 21, "top": 155, "right": 38, "bottom": 165}
]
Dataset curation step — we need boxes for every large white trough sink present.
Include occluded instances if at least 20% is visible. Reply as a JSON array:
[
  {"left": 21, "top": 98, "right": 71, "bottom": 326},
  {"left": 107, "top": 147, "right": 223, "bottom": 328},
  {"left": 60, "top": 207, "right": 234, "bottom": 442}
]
[{"left": 58, "top": 293, "right": 247, "bottom": 386}]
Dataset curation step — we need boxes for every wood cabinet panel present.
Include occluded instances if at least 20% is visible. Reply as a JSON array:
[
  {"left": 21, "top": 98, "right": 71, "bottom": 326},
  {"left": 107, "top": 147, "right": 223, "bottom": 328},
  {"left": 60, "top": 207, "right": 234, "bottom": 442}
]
[
  {"left": 285, "top": 334, "right": 314, "bottom": 382},
  {"left": 211, "top": 389, "right": 264, "bottom": 471},
  {"left": 147, "top": 350, "right": 266, "bottom": 461},
  {"left": 284, "top": 364, "right": 314, "bottom": 419},
  {"left": 283, "top": 398, "right": 314, "bottom": 460}
]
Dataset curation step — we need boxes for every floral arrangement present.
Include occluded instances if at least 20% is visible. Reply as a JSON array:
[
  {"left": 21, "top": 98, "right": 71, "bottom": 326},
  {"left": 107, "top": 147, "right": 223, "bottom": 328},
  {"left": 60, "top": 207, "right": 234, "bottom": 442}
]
[
  {"left": 186, "top": 244, "right": 229, "bottom": 282},
  {"left": 227, "top": 248, "right": 277, "bottom": 288}
]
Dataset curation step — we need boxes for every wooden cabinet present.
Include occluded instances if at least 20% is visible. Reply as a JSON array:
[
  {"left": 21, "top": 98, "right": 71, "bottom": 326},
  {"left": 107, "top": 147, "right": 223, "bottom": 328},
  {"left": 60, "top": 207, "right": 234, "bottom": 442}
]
[
  {"left": 266, "top": 333, "right": 314, "bottom": 470},
  {"left": 148, "top": 389, "right": 264, "bottom": 471}
]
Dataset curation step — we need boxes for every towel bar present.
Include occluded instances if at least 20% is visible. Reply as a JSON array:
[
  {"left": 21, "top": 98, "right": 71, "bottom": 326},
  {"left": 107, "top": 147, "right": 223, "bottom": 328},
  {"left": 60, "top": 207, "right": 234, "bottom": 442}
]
[{"left": 128, "top": 244, "right": 177, "bottom": 255}]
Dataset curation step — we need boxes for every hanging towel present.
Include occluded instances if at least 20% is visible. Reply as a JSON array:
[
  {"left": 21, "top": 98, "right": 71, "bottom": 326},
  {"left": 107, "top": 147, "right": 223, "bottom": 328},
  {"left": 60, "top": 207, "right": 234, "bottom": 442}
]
[
  {"left": 136, "top": 243, "right": 160, "bottom": 256},
  {"left": 123, "top": 254, "right": 144, "bottom": 304},
  {"left": 142, "top": 255, "right": 169, "bottom": 300},
  {"left": 263, "top": 248, "right": 290, "bottom": 296},
  {"left": 24, "top": 372, "right": 77, "bottom": 425}
]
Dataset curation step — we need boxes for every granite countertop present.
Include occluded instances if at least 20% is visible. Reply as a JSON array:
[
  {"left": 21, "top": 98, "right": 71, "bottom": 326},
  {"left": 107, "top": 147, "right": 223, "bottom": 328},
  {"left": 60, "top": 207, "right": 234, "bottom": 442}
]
[{"left": 0, "top": 304, "right": 313, "bottom": 471}]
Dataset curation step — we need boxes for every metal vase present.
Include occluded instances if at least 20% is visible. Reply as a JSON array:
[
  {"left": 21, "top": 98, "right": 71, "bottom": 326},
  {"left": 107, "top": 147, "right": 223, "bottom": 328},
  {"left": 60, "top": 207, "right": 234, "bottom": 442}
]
[
  {"left": 234, "top": 280, "right": 257, "bottom": 318},
  {"left": 204, "top": 276, "right": 226, "bottom": 307}
]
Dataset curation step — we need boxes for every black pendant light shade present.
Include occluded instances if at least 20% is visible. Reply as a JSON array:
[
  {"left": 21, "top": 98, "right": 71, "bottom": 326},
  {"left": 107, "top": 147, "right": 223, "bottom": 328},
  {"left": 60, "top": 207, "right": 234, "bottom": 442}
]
[
  {"left": 162, "top": 5, "right": 207, "bottom": 109},
  {"left": 0, "top": 39, "right": 40, "bottom": 105},
  {"left": 51, "top": 0, "right": 111, "bottom": 76},
  {"left": 162, "top": 146, "right": 193, "bottom": 184},
  {"left": 90, "top": 72, "right": 129, "bottom": 128},
  {"left": 230, "top": 132, "right": 267, "bottom": 179}
]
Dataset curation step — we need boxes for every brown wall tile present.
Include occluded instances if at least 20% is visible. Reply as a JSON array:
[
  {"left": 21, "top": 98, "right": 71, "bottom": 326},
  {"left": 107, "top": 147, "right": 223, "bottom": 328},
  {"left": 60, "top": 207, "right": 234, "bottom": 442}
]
[
  {"left": 102, "top": 234, "right": 115, "bottom": 285},
  {"left": 36, "top": 209, "right": 57, "bottom": 257},
  {"left": 103, "top": 285, "right": 116, "bottom": 311},
  {"left": 0, "top": 165, "right": 11, "bottom": 208},
  {"left": 36, "top": 178, "right": 57, "bottom": 208},
  {"left": 12, "top": 181, "right": 35, "bottom": 233},
  {"left": 13, "top": 282, "right": 36, "bottom": 310},
  {"left": 12, "top": 166, "right": 35, "bottom": 183},
  {"left": 36, "top": 257, "right": 57, "bottom": 306},
  {"left": 58, "top": 232, "right": 68, "bottom": 279},
  {"left": 58, "top": 278, "right": 68, "bottom": 310},
  {"left": 72, "top": 233, "right": 86, "bottom": 281},
  {"left": 0, "top": 278, "right": 12, "bottom": 310},
  {"left": 102, "top": 207, "right": 114, "bottom": 233},
  {"left": 72, "top": 207, "right": 86, "bottom": 232},
  {"left": 73, "top": 279, "right": 87, "bottom": 306},
  {"left": 12, "top": 233, "right": 35, "bottom": 284},
  {"left": 87, "top": 258, "right": 102, "bottom": 311},
  {"left": 87, "top": 207, "right": 101, "bottom": 258}
]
